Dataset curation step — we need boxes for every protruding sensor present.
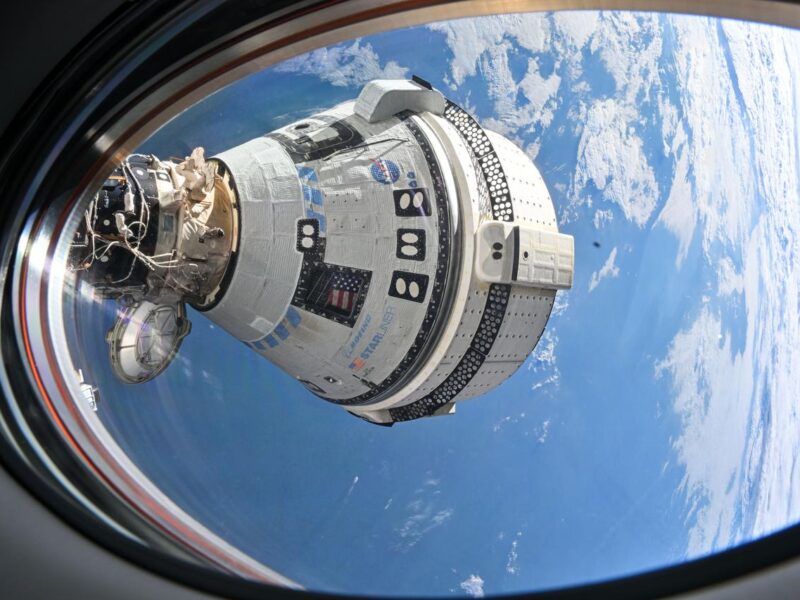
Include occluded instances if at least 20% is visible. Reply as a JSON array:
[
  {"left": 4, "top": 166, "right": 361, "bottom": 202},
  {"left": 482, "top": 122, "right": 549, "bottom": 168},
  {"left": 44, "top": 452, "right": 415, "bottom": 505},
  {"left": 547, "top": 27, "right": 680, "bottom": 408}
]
[{"left": 69, "top": 78, "right": 574, "bottom": 425}]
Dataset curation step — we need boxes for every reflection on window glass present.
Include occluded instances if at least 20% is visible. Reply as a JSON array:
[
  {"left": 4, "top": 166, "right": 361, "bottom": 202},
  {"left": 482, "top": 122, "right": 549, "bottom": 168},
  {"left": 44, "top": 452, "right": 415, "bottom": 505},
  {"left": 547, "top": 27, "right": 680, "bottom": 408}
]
[{"left": 44, "top": 10, "right": 800, "bottom": 597}]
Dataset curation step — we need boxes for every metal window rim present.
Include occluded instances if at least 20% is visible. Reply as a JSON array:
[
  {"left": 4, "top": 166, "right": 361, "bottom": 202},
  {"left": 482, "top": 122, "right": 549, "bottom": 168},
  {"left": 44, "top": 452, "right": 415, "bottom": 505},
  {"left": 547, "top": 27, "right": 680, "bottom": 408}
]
[{"left": 1, "top": 0, "right": 800, "bottom": 598}]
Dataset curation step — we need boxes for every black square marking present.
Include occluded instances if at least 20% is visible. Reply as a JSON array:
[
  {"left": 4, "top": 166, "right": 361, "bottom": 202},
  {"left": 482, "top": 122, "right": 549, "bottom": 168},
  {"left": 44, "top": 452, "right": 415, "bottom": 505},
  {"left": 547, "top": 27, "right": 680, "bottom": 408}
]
[
  {"left": 396, "top": 228, "right": 426, "bottom": 261},
  {"left": 393, "top": 188, "right": 431, "bottom": 217},
  {"left": 388, "top": 271, "right": 429, "bottom": 303},
  {"left": 296, "top": 218, "right": 320, "bottom": 253}
]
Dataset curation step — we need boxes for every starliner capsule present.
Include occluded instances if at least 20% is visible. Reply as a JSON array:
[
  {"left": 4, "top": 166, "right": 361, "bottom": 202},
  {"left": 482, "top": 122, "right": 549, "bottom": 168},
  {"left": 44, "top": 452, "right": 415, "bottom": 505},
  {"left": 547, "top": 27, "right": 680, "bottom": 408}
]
[{"left": 70, "top": 78, "right": 574, "bottom": 425}]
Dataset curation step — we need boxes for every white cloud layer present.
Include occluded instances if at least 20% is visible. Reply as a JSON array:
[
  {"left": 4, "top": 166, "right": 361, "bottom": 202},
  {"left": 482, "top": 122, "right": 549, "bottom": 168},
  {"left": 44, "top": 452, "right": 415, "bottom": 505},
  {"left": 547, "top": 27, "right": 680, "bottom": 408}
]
[
  {"left": 575, "top": 99, "right": 660, "bottom": 226},
  {"left": 460, "top": 574, "right": 485, "bottom": 598},
  {"left": 506, "top": 539, "right": 520, "bottom": 575},
  {"left": 593, "top": 209, "right": 614, "bottom": 229},
  {"left": 429, "top": 9, "right": 800, "bottom": 562},
  {"left": 429, "top": 13, "right": 585, "bottom": 156},
  {"left": 275, "top": 41, "right": 407, "bottom": 87},
  {"left": 588, "top": 246, "right": 620, "bottom": 292},
  {"left": 655, "top": 18, "right": 800, "bottom": 556},
  {"left": 344, "top": 475, "right": 359, "bottom": 500},
  {"left": 536, "top": 419, "right": 551, "bottom": 444},
  {"left": 528, "top": 328, "right": 560, "bottom": 392},
  {"left": 394, "top": 479, "right": 454, "bottom": 552},
  {"left": 428, "top": 15, "right": 552, "bottom": 86},
  {"left": 656, "top": 307, "right": 753, "bottom": 553}
]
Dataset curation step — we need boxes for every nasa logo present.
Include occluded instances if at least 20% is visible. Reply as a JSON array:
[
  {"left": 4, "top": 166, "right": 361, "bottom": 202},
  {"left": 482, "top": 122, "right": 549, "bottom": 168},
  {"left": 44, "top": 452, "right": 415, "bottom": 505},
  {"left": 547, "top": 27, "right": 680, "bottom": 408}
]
[{"left": 370, "top": 158, "right": 400, "bottom": 184}]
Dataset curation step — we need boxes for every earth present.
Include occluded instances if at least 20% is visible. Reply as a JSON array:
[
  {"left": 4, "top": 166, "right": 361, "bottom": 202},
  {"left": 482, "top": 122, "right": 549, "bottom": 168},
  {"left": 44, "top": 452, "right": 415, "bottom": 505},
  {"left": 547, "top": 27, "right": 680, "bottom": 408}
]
[{"left": 72, "top": 10, "right": 800, "bottom": 597}]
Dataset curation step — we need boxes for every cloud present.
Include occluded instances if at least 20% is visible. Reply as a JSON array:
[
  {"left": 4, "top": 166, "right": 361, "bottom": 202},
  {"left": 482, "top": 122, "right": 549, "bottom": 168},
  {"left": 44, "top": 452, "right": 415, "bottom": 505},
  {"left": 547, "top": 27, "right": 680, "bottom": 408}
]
[
  {"left": 656, "top": 17, "right": 762, "bottom": 265},
  {"left": 657, "top": 212, "right": 800, "bottom": 557},
  {"left": 588, "top": 247, "right": 620, "bottom": 292},
  {"left": 431, "top": 12, "right": 665, "bottom": 226},
  {"left": 593, "top": 209, "right": 614, "bottom": 229},
  {"left": 460, "top": 574, "right": 485, "bottom": 598},
  {"left": 536, "top": 419, "right": 551, "bottom": 444},
  {"left": 654, "top": 16, "right": 800, "bottom": 556},
  {"left": 429, "top": 15, "right": 552, "bottom": 86},
  {"left": 506, "top": 539, "right": 519, "bottom": 575},
  {"left": 395, "top": 498, "right": 454, "bottom": 552},
  {"left": 344, "top": 476, "right": 359, "bottom": 500},
  {"left": 717, "top": 257, "right": 744, "bottom": 296},
  {"left": 431, "top": 11, "right": 598, "bottom": 89},
  {"left": 433, "top": 10, "right": 799, "bottom": 559},
  {"left": 655, "top": 128, "right": 695, "bottom": 266},
  {"left": 275, "top": 41, "right": 407, "bottom": 87},
  {"left": 551, "top": 291, "right": 570, "bottom": 318},
  {"left": 518, "top": 59, "right": 562, "bottom": 129},
  {"left": 561, "top": 13, "right": 668, "bottom": 227},
  {"left": 492, "top": 412, "right": 527, "bottom": 433},
  {"left": 424, "top": 8, "right": 800, "bottom": 569},
  {"left": 528, "top": 328, "right": 560, "bottom": 393},
  {"left": 493, "top": 415, "right": 511, "bottom": 433},
  {"left": 430, "top": 14, "right": 564, "bottom": 147},
  {"left": 574, "top": 99, "right": 660, "bottom": 227},
  {"left": 552, "top": 11, "right": 600, "bottom": 54},
  {"left": 432, "top": 14, "right": 731, "bottom": 326},
  {"left": 655, "top": 307, "right": 753, "bottom": 554},
  {"left": 589, "top": 12, "right": 663, "bottom": 105}
]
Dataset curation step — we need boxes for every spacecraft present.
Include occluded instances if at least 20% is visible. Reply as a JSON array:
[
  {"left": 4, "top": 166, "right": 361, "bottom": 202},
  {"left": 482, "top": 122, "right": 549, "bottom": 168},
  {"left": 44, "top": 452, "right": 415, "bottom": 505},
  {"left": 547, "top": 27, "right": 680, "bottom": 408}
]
[{"left": 69, "top": 77, "right": 574, "bottom": 425}]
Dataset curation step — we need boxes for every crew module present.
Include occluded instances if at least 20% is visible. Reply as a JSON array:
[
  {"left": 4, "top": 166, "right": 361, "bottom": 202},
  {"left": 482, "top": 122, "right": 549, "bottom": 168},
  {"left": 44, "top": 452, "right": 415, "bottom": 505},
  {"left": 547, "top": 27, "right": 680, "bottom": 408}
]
[{"left": 69, "top": 77, "right": 574, "bottom": 425}]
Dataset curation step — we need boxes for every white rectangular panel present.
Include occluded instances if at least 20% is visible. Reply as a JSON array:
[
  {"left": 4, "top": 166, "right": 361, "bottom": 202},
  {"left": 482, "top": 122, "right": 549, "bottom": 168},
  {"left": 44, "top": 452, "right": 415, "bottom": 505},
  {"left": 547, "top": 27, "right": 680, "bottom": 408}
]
[{"left": 475, "top": 221, "right": 574, "bottom": 290}]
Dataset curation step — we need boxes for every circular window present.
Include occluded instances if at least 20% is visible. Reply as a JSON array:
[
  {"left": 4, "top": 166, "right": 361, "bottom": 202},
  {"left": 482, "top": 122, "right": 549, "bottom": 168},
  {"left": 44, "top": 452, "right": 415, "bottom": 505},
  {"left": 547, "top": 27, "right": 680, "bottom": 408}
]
[{"left": 2, "top": 1, "right": 800, "bottom": 598}]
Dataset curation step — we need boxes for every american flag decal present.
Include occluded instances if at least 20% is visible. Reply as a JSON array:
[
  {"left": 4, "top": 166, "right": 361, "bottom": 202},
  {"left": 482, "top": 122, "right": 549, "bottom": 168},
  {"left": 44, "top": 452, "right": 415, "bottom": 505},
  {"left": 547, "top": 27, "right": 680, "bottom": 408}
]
[
  {"left": 328, "top": 288, "right": 355, "bottom": 311},
  {"left": 325, "top": 271, "right": 362, "bottom": 313},
  {"left": 293, "top": 261, "right": 371, "bottom": 327}
]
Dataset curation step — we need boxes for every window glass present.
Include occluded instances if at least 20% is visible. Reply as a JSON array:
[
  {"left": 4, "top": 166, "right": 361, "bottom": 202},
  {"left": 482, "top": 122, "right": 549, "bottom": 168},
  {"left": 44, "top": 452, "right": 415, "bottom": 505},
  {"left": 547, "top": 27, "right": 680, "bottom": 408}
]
[{"left": 26, "top": 10, "right": 800, "bottom": 597}]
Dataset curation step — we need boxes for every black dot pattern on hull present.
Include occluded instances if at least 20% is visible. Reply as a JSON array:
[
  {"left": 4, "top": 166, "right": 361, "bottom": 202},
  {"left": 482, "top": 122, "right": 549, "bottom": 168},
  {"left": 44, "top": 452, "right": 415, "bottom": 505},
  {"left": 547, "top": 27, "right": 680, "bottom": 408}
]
[
  {"left": 389, "top": 284, "right": 511, "bottom": 422},
  {"left": 442, "top": 101, "right": 515, "bottom": 222},
  {"left": 389, "top": 99, "right": 517, "bottom": 423}
]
